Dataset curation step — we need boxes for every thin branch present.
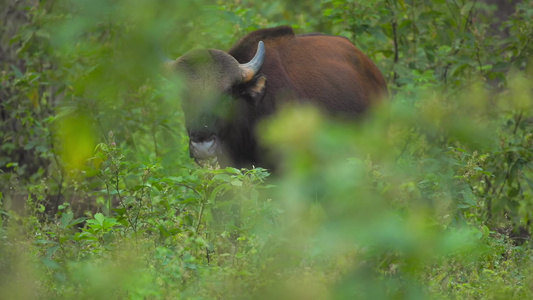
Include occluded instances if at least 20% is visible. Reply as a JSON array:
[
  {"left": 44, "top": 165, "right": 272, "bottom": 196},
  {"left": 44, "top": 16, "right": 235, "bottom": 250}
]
[
  {"left": 385, "top": 0, "right": 399, "bottom": 84},
  {"left": 509, "top": 33, "right": 533, "bottom": 64},
  {"left": 152, "top": 126, "right": 159, "bottom": 157},
  {"left": 395, "top": 130, "right": 413, "bottom": 161},
  {"left": 464, "top": 0, "right": 479, "bottom": 34},
  {"left": 49, "top": 138, "right": 64, "bottom": 214},
  {"left": 513, "top": 112, "right": 523, "bottom": 135},
  {"left": 475, "top": 43, "right": 483, "bottom": 73},
  {"left": 496, "top": 160, "right": 515, "bottom": 200},
  {"left": 205, "top": 232, "right": 211, "bottom": 265},
  {"left": 446, "top": 1, "right": 460, "bottom": 24},
  {"left": 114, "top": 170, "right": 135, "bottom": 233},
  {"left": 442, "top": 0, "right": 479, "bottom": 85},
  {"left": 173, "top": 183, "right": 201, "bottom": 197},
  {"left": 196, "top": 199, "right": 206, "bottom": 233}
]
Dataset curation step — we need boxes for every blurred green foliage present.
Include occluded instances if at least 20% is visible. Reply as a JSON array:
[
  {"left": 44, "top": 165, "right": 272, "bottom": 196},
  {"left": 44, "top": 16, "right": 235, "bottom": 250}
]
[{"left": 1, "top": 0, "right": 533, "bottom": 299}]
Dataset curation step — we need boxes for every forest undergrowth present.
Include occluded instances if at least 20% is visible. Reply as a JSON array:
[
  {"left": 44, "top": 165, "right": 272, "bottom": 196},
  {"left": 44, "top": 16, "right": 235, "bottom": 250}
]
[{"left": 1, "top": 0, "right": 533, "bottom": 299}]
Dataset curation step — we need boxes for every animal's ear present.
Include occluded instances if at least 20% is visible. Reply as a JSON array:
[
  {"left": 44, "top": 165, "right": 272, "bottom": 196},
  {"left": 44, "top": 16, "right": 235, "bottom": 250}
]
[{"left": 241, "top": 75, "right": 267, "bottom": 106}]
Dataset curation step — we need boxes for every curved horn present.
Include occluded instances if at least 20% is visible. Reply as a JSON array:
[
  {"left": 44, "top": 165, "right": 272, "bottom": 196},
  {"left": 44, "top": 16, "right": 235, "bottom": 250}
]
[{"left": 240, "top": 41, "right": 265, "bottom": 83}]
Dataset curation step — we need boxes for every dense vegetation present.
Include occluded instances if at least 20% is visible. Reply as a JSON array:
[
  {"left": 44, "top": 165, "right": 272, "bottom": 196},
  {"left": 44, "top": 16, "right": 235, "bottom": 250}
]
[{"left": 1, "top": 0, "right": 533, "bottom": 298}]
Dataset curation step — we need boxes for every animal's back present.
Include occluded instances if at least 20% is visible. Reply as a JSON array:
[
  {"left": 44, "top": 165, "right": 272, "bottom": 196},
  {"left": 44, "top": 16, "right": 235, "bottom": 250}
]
[{"left": 229, "top": 26, "right": 388, "bottom": 116}]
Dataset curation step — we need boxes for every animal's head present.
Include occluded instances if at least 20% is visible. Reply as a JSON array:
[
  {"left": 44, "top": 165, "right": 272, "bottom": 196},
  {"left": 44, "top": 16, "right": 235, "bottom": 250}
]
[{"left": 164, "top": 42, "right": 266, "bottom": 165}]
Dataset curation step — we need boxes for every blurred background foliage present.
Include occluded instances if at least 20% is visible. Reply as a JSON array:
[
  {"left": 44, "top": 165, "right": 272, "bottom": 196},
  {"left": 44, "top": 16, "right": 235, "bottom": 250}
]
[{"left": 1, "top": 0, "right": 533, "bottom": 299}]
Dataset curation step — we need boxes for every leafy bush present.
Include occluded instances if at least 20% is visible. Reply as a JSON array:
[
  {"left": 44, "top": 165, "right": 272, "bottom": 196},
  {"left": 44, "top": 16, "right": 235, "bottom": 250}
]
[{"left": 1, "top": 0, "right": 533, "bottom": 299}]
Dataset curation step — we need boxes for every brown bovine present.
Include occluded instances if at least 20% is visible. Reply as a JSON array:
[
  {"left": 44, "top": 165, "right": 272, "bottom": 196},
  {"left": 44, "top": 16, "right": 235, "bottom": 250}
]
[{"left": 164, "top": 26, "right": 388, "bottom": 169}]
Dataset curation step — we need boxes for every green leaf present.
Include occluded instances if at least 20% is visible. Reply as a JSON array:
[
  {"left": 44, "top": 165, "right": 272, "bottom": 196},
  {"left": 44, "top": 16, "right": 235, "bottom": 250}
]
[
  {"left": 34, "top": 239, "right": 56, "bottom": 245},
  {"left": 180, "top": 197, "right": 200, "bottom": 204},
  {"left": 60, "top": 211, "right": 74, "bottom": 229},
  {"left": 113, "top": 207, "right": 127, "bottom": 216},
  {"left": 208, "top": 184, "right": 231, "bottom": 203},
  {"left": 525, "top": 178, "right": 533, "bottom": 191},
  {"left": 213, "top": 174, "right": 232, "bottom": 183},
  {"left": 46, "top": 245, "right": 60, "bottom": 258},
  {"left": 10, "top": 64, "right": 23, "bottom": 78},
  {"left": 167, "top": 176, "right": 184, "bottom": 182},
  {"left": 94, "top": 213, "right": 105, "bottom": 226},
  {"left": 24, "top": 141, "right": 36, "bottom": 150},
  {"left": 231, "top": 179, "right": 243, "bottom": 187},
  {"left": 35, "top": 29, "right": 50, "bottom": 39},
  {"left": 6, "top": 162, "right": 19, "bottom": 168},
  {"left": 42, "top": 258, "right": 60, "bottom": 270},
  {"left": 75, "top": 231, "right": 99, "bottom": 241},
  {"left": 67, "top": 217, "right": 87, "bottom": 228}
]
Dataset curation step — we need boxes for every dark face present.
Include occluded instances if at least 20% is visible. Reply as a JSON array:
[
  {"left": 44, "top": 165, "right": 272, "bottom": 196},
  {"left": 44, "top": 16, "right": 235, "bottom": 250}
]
[
  {"left": 172, "top": 49, "right": 240, "bottom": 165},
  {"left": 168, "top": 42, "right": 266, "bottom": 166},
  {"left": 182, "top": 89, "right": 235, "bottom": 165}
]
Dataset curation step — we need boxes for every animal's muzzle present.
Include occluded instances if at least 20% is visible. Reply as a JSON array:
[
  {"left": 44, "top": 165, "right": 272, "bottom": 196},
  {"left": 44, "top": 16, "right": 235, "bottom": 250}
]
[{"left": 189, "top": 136, "right": 217, "bottom": 160}]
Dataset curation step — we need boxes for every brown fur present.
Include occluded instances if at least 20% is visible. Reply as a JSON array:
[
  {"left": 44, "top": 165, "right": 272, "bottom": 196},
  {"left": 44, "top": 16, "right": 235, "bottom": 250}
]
[{"left": 229, "top": 26, "right": 388, "bottom": 116}]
